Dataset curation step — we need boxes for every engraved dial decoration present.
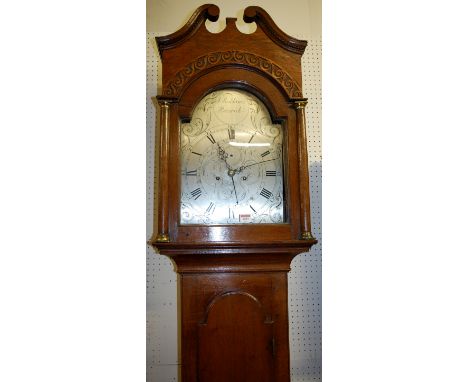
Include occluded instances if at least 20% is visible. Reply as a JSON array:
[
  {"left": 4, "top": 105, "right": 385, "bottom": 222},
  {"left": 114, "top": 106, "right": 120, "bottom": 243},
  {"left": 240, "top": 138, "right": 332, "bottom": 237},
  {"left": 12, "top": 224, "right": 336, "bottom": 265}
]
[{"left": 180, "top": 89, "right": 285, "bottom": 225}]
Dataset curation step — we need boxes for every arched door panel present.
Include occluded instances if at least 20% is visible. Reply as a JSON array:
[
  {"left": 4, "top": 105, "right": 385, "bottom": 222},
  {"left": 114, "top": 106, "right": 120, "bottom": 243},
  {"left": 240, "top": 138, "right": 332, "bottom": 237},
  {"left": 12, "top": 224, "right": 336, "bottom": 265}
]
[{"left": 198, "top": 292, "right": 274, "bottom": 382}]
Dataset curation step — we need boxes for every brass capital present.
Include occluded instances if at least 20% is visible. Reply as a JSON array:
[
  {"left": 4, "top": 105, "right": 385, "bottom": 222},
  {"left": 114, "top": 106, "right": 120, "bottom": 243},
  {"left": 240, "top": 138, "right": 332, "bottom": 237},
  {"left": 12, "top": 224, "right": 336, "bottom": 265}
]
[
  {"left": 154, "top": 97, "right": 177, "bottom": 108},
  {"left": 293, "top": 100, "right": 308, "bottom": 110},
  {"left": 158, "top": 100, "right": 170, "bottom": 109}
]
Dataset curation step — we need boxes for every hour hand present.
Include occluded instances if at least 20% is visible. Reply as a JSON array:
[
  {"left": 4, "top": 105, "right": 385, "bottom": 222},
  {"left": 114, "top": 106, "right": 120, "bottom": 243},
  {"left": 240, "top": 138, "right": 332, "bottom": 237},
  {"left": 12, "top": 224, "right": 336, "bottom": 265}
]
[
  {"left": 217, "top": 143, "right": 232, "bottom": 170},
  {"left": 217, "top": 143, "right": 227, "bottom": 161}
]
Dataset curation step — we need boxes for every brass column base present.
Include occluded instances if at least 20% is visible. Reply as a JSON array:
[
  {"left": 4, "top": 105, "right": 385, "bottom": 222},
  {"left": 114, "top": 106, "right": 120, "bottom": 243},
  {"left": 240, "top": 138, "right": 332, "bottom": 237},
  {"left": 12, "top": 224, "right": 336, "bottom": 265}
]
[
  {"left": 300, "top": 231, "right": 316, "bottom": 240},
  {"left": 155, "top": 233, "right": 170, "bottom": 242}
]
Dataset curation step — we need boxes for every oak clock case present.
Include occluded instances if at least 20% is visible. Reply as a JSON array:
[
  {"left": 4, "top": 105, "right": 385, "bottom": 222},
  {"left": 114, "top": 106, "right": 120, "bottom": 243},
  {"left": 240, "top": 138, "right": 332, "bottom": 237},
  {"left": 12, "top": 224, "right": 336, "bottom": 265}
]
[{"left": 150, "top": 4, "right": 317, "bottom": 382}]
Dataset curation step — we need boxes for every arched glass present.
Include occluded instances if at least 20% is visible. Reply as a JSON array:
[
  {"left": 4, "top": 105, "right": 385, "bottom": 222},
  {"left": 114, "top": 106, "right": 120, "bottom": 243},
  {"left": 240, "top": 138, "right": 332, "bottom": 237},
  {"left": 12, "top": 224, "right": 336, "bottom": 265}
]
[{"left": 179, "top": 89, "right": 285, "bottom": 225}]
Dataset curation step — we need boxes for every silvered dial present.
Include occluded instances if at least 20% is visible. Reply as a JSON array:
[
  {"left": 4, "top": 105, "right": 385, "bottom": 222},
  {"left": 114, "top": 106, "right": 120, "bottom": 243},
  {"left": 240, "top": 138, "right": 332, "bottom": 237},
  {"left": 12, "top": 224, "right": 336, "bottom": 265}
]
[{"left": 180, "top": 89, "right": 284, "bottom": 225}]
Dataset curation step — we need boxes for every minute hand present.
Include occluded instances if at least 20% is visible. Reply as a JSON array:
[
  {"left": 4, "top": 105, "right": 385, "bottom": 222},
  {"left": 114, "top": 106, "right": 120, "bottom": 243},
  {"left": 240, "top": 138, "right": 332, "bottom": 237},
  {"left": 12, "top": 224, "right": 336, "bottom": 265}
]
[{"left": 236, "top": 157, "right": 279, "bottom": 173}]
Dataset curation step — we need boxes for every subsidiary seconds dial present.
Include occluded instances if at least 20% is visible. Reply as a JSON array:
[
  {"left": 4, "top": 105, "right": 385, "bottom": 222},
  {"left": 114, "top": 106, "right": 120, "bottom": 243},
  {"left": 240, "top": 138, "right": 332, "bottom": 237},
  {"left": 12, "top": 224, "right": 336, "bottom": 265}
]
[{"left": 180, "top": 89, "right": 285, "bottom": 225}]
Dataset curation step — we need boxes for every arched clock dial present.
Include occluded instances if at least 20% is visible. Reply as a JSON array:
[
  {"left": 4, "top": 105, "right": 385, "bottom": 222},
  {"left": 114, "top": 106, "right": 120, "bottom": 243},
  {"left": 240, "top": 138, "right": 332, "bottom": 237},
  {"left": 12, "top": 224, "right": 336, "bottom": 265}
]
[{"left": 180, "top": 89, "right": 285, "bottom": 225}]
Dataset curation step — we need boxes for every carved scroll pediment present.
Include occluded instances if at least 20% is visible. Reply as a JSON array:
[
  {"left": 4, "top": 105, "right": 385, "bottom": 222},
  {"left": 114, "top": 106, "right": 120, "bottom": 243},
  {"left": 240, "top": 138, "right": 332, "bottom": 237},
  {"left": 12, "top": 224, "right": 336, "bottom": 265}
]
[
  {"left": 156, "top": 4, "right": 307, "bottom": 55},
  {"left": 156, "top": 5, "right": 307, "bottom": 100}
]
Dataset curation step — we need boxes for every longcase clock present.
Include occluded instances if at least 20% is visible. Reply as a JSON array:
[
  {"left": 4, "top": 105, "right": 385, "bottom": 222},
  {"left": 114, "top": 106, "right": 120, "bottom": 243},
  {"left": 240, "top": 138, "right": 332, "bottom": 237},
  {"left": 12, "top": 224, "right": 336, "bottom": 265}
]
[{"left": 149, "top": 4, "right": 317, "bottom": 381}]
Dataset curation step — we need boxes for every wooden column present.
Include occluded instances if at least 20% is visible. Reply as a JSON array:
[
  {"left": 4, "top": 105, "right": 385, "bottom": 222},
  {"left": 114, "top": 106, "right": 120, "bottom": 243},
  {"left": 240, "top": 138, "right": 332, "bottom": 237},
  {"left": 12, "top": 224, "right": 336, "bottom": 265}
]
[
  {"left": 293, "top": 100, "right": 315, "bottom": 240},
  {"left": 154, "top": 98, "right": 171, "bottom": 242}
]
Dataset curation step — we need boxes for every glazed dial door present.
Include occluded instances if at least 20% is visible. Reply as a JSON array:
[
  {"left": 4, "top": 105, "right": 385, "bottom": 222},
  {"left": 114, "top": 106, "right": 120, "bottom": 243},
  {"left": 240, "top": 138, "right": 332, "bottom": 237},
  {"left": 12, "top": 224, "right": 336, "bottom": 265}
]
[{"left": 180, "top": 89, "right": 285, "bottom": 225}]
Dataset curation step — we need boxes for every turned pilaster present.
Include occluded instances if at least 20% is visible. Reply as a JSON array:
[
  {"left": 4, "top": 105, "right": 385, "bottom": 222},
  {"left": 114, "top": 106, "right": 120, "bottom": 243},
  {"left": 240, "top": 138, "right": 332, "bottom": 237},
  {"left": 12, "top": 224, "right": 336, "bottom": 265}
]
[
  {"left": 153, "top": 98, "right": 172, "bottom": 242},
  {"left": 293, "top": 100, "right": 315, "bottom": 241}
]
